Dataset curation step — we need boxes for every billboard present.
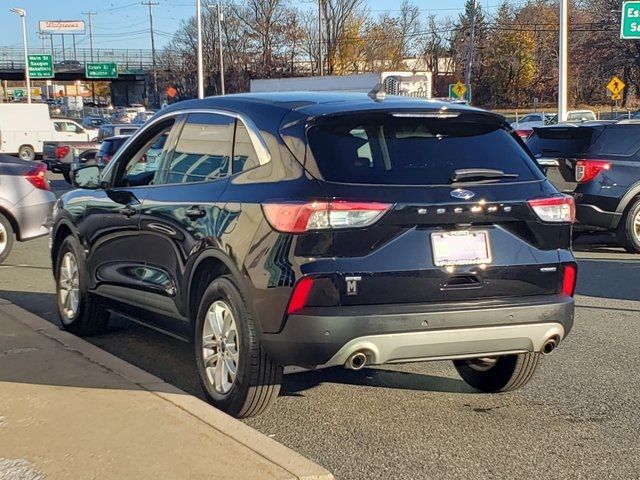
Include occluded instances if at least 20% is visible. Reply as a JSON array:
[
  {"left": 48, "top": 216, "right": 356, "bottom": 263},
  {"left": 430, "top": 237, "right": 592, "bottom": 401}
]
[{"left": 39, "top": 20, "right": 86, "bottom": 34}]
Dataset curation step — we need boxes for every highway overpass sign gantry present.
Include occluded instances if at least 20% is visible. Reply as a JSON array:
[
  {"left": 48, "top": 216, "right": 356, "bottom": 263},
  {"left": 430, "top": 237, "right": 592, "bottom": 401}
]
[
  {"left": 86, "top": 62, "right": 118, "bottom": 79},
  {"left": 621, "top": 1, "right": 640, "bottom": 38}
]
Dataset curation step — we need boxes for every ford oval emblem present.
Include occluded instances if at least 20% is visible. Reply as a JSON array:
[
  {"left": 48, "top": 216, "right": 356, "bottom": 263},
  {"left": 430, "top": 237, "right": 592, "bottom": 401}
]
[{"left": 450, "top": 188, "right": 475, "bottom": 200}]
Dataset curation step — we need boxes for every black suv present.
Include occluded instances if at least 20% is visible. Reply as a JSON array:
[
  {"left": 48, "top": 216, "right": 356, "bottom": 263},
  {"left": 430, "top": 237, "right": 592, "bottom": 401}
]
[
  {"left": 51, "top": 93, "right": 576, "bottom": 417},
  {"left": 527, "top": 122, "right": 640, "bottom": 252}
]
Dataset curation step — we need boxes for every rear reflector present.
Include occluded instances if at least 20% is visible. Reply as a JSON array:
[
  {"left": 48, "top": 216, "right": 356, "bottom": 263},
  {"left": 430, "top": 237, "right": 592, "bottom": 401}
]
[
  {"left": 528, "top": 195, "right": 575, "bottom": 223},
  {"left": 263, "top": 201, "right": 391, "bottom": 233},
  {"left": 575, "top": 159, "right": 611, "bottom": 183},
  {"left": 25, "top": 164, "right": 49, "bottom": 191},
  {"left": 561, "top": 264, "right": 577, "bottom": 296},
  {"left": 286, "top": 277, "right": 314, "bottom": 314}
]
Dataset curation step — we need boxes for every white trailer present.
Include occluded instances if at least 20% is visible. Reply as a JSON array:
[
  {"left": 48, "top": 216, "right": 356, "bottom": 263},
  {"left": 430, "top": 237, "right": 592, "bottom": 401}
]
[
  {"left": 250, "top": 71, "right": 433, "bottom": 98},
  {"left": 0, "top": 103, "right": 55, "bottom": 161}
]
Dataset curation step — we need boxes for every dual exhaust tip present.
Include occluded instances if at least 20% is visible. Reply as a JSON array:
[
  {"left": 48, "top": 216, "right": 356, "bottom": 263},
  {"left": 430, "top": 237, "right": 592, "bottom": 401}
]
[
  {"left": 344, "top": 336, "right": 560, "bottom": 369},
  {"left": 345, "top": 351, "right": 368, "bottom": 370},
  {"left": 541, "top": 336, "right": 559, "bottom": 355}
]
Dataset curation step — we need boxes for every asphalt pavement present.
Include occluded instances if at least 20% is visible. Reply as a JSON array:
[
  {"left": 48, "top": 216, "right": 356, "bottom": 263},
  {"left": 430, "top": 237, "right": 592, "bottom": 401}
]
[{"left": 1, "top": 173, "right": 638, "bottom": 479}]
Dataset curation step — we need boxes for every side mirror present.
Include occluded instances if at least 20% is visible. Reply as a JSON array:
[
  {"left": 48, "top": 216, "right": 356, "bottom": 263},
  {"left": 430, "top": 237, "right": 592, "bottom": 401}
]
[{"left": 72, "top": 165, "right": 101, "bottom": 189}]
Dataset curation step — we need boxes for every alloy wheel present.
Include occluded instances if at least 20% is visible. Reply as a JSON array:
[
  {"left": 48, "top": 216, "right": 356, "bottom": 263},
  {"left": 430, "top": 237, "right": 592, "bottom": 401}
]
[
  {"left": 202, "top": 300, "right": 240, "bottom": 394},
  {"left": 0, "top": 222, "right": 6, "bottom": 256},
  {"left": 58, "top": 252, "right": 80, "bottom": 322}
]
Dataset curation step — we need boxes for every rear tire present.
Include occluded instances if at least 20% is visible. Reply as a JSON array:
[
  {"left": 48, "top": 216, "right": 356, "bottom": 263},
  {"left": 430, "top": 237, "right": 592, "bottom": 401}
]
[
  {"left": 616, "top": 198, "right": 640, "bottom": 253},
  {"left": 18, "top": 145, "right": 35, "bottom": 162},
  {"left": 55, "top": 236, "right": 109, "bottom": 335},
  {"left": 0, "top": 213, "right": 14, "bottom": 264},
  {"left": 195, "top": 275, "right": 282, "bottom": 418},
  {"left": 453, "top": 353, "right": 540, "bottom": 392}
]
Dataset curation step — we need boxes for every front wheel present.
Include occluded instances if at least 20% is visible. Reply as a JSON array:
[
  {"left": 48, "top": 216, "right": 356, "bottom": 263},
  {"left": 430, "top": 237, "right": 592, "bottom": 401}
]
[
  {"left": 453, "top": 353, "right": 540, "bottom": 392},
  {"left": 195, "top": 276, "right": 282, "bottom": 418}
]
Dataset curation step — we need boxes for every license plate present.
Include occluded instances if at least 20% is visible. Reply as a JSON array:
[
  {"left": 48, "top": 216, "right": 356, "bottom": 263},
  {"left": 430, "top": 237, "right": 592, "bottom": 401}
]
[{"left": 431, "top": 230, "right": 491, "bottom": 267}]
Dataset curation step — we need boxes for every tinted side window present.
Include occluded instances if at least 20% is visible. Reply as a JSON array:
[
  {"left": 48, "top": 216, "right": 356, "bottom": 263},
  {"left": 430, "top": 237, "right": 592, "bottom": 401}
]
[
  {"left": 233, "top": 120, "right": 260, "bottom": 173},
  {"left": 162, "top": 113, "right": 234, "bottom": 184},
  {"left": 526, "top": 128, "right": 596, "bottom": 158}
]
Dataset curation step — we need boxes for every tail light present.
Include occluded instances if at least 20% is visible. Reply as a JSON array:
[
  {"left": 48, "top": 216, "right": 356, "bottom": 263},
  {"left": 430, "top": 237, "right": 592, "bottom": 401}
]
[
  {"left": 25, "top": 164, "right": 49, "bottom": 191},
  {"left": 263, "top": 201, "right": 392, "bottom": 233},
  {"left": 575, "top": 159, "right": 610, "bottom": 183},
  {"left": 528, "top": 195, "right": 575, "bottom": 223},
  {"left": 515, "top": 129, "right": 532, "bottom": 140},
  {"left": 55, "top": 145, "right": 70, "bottom": 159},
  {"left": 102, "top": 155, "right": 113, "bottom": 165},
  {"left": 286, "top": 277, "right": 314, "bottom": 314},
  {"left": 561, "top": 263, "right": 577, "bottom": 296}
]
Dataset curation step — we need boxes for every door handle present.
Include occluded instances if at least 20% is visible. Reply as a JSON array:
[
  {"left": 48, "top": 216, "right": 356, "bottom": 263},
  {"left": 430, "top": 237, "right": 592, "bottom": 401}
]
[
  {"left": 185, "top": 206, "right": 206, "bottom": 220},
  {"left": 120, "top": 205, "right": 137, "bottom": 218}
]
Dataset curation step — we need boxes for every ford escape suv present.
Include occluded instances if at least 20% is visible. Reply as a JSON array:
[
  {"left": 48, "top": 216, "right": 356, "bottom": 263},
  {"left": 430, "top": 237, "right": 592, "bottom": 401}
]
[{"left": 51, "top": 93, "right": 576, "bottom": 418}]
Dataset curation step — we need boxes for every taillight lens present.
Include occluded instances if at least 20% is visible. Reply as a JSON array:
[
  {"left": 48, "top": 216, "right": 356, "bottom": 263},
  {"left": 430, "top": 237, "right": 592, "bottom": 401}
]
[
  {"left": 575, "top": 159, "right": 610, "bottom": 183},
  {"left": 516, "top": 129, "right": 532, "bottom": 140},
  {"left": 55, "top": 145, "right": 70, "bottom": 159},
  {"left": 263, "top": 201, "right": 392, "bottom": 233},
  {"left": 528, "top": 195, "right": 575, "bottom": 223},
  {"left": 25, "top": 165, "right": 49, "bottom": 191},
  {"left": 286, "top": 277, "right": 314, "bottom": 314},
  {"left": 561, "top": 263, "right": 577, "bottom": 296}
]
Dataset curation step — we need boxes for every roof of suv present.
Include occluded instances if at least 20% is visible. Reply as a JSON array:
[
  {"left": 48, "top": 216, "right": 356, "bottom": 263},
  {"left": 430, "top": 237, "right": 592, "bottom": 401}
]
[{"left": 161, "top": 92, "right": 495, "bottom": 119}]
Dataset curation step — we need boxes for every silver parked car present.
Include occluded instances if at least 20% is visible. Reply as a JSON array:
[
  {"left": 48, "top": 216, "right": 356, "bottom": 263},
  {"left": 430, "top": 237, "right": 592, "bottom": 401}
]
[{"left": 0, "top": 156, "right": 56, "bottom": 262}]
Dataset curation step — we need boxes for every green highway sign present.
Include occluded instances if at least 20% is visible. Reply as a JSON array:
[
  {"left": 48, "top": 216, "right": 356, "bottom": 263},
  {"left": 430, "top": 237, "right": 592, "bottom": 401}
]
[
  {"left": 621, "top": 1, "right": 640, "bottom": 38},
  {"left": 13, "top": 89, "right": 24, "bottom": 98},
  {"left": 86, "top": 62, "right": 118, "bottom": 79},
  {"left": 28, "top": 54, "right": 54, "bottom": 79}
]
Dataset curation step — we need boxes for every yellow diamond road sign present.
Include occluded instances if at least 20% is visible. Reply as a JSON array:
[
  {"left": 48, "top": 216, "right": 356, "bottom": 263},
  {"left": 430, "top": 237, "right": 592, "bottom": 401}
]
[
  {"left": 453, "top": 81, "right": 467, "bottom": 98},
  {"left": 607, "top": 76, "right": 625, "bottom": 96}
]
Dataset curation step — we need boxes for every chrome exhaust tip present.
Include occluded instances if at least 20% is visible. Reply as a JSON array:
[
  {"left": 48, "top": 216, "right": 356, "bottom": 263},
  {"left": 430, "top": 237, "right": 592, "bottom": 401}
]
[
  {"left": 345, "top": 352, "right": 367, "bottom": 370},
  {"left": 541, "top": 337, "right": 558, "bottom": 355}
]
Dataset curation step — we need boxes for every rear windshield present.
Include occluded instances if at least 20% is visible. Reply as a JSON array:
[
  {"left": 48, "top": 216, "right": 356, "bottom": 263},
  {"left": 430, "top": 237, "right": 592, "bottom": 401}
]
[
  {"left": 526, "top": 127, "right": 597, "bottom": 158},
  {"left": 306, "top": 113, "right": 543, "bottom": 185},
  {"left": 588, "top": 125, "right": 640, "bottom": 156}
]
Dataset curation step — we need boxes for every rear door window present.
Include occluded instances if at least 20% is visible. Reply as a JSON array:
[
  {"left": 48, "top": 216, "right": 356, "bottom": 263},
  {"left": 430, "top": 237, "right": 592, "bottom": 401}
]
[
  {"left": 306, "top": 113, "right": 544, "bottom": 185},
  {"left": 159, "top": 113, "right": 234, "bottom": 184}
]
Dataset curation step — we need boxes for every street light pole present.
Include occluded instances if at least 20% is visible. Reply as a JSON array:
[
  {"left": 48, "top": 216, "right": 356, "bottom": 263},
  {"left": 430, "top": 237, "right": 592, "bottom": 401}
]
[
  {"left": 217, "top": 2, "right": 225, "bottom": 95},
  {"left": 558, "top": 0, "right": 568, "bottom": 122},
  {"left": 196, "top": 0, "right": 204, "bottom": 98},
  {"left": 10, "top": 8, "right": 31, "bottom": 103}
]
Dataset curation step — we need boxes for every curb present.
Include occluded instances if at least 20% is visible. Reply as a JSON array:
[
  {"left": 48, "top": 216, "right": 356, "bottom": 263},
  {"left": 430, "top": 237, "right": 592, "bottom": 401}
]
[{"left": 0, "top": 301, "right": 334, "bottom": 480}]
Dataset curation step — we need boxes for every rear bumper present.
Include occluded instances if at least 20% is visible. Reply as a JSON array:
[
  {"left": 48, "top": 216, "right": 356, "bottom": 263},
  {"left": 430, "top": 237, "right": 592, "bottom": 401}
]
[
  {"left": 261, "top": 295, "right": 574, "bottom": 368},
  {"left": 575, "top": 203, "right": 621, "bottom": 230},
  {"left": 13, "top": 189, "right": 56, "bottom": 241}
]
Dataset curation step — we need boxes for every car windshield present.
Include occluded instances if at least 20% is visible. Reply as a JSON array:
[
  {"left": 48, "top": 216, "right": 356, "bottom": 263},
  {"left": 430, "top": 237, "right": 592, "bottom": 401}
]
[{"left": 306, "top": 113, "right": 544, "bottom": 185}]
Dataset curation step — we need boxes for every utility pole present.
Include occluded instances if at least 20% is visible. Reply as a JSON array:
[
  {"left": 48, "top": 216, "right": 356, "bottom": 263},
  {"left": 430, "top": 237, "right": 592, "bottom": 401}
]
[
  {"left": 196, "top": 0, "right": 204, "bottom": 98},
  {"left": 142, "top": 1, "right": 159, "bottom": 107},
  {"left": 318, "top": 0, "right": 323, "bottom": 76},
  {"left": 464, "top": 0, "right": 478, "bottom": 93},
  {"left": 558, "top": 0, "right": 568, "bottom": 122},
  {"left": 83, "top": 11, "right": 97, "bottom": 104},
  {"left": 10, "top": 8, "right": 31, "bottom": 103},
  {"left": 217, "top": 3, "right": 225, "bottom": 95}
]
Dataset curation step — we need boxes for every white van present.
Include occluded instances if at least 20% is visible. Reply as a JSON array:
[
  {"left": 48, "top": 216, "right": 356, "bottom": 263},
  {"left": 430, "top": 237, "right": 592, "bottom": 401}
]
[{"left": 0, "top": 104, "right": 90, "bottom": 161}]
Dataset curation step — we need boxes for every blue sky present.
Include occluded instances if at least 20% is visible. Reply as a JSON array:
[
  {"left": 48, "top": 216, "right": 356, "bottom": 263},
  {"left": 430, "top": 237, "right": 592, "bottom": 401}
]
[{"left": 0, "top": 0, "right": 495, "bottom": 52}]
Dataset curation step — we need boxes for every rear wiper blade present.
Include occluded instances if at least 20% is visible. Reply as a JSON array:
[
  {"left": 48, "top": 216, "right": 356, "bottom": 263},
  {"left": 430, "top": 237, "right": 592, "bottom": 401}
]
[{"left": 451, "top": 168, "right": 519, "bottom": 183}]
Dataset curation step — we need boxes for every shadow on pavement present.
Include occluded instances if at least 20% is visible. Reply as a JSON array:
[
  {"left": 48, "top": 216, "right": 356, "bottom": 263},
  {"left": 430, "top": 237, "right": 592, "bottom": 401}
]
[
  {"left": 0, "top": 289, "right": 474, "bottom": 399},
  {"left": 575, "top": 258, "right": 640, "bottom": 302},
  {"left": 281, "top": 366, "right": 474, "bottom": 396}
]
